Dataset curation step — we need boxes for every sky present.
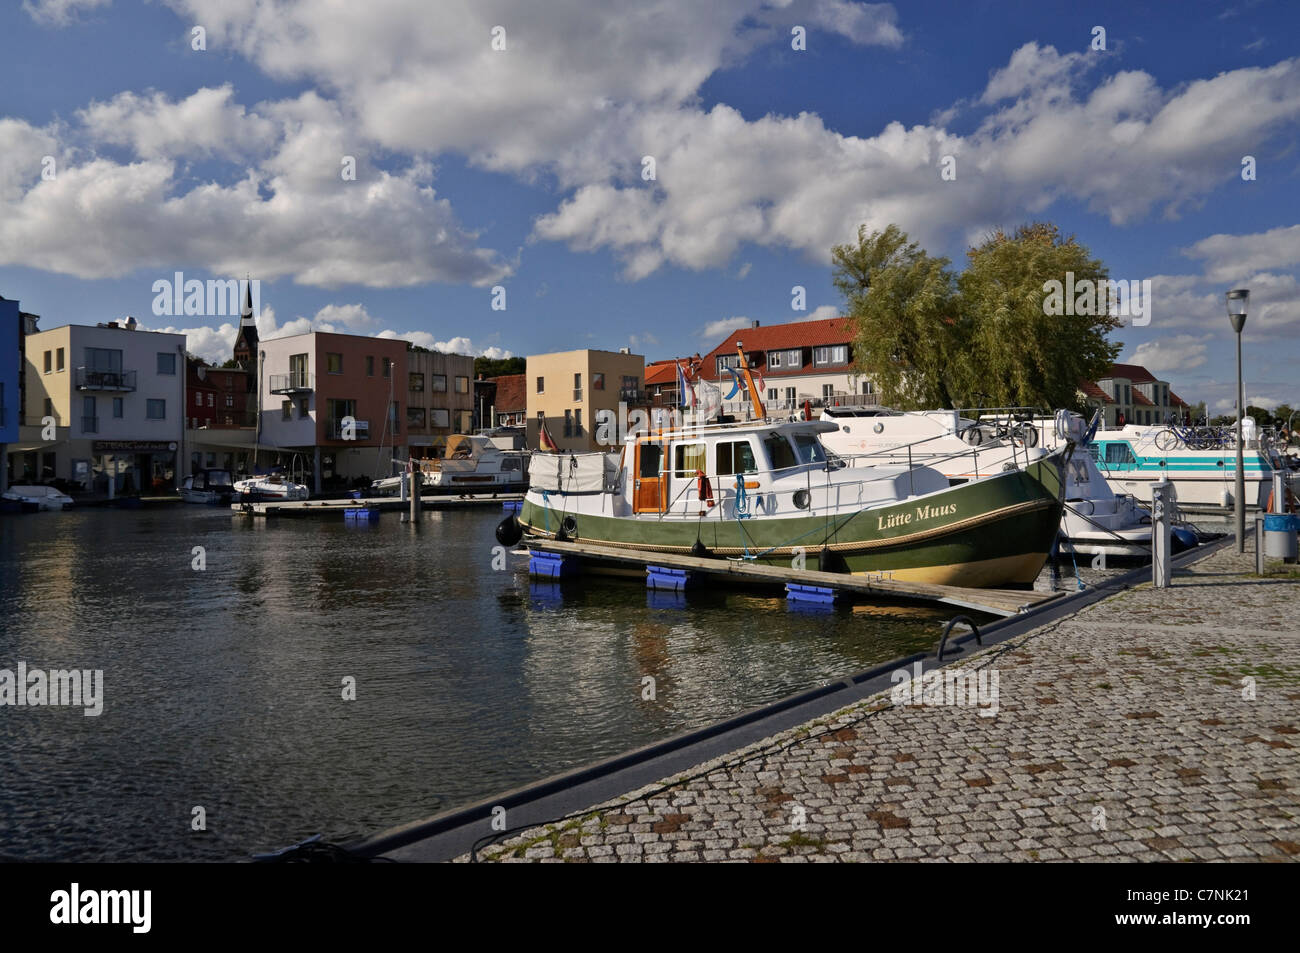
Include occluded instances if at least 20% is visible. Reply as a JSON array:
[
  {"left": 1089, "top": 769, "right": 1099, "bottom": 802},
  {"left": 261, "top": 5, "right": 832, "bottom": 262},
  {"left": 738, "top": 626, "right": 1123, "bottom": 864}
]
[{"left": 1, "top": 0, "right": 1297, "bottom": 415}]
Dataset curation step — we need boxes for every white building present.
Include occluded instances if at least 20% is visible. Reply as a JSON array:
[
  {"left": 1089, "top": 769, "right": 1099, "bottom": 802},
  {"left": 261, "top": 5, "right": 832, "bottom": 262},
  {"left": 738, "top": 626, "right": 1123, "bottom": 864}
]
[{"left": 20, "top": 319, "right": 186, "bottom": 493}]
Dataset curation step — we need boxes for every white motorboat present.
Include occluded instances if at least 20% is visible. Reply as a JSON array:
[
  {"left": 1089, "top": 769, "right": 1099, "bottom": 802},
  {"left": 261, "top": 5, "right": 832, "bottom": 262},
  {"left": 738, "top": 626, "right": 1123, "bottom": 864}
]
[
  {"left": 179, "top": 469, "right": 236, "bottom": 504},
  {"left": 372, "top": 434, "right": 530, "bottom": 496},
  {"left": 2, "top": 485, "right": 75, "bottom": 511},
  {"left": 233, "top": 472, "right": 309, "bottom": 501},
  {"left": 818, "top": 407, "right": 1179, "bottom": 559}
]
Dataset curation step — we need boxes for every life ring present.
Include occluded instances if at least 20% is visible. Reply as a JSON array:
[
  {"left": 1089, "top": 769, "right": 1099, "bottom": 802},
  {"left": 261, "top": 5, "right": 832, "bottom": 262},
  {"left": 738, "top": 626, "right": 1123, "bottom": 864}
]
[
  {"left": 695, "top": 469, "right": 714, "bottom": 510},
  {"left": 1265, "top": 485, "right": 1299, "bottom": 514}
]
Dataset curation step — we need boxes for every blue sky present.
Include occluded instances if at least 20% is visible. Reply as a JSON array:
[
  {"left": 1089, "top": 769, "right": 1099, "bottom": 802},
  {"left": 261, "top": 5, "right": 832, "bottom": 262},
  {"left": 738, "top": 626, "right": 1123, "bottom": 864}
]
[{"left": 1, "top": 0, "right": 1297, "bottom": 414}]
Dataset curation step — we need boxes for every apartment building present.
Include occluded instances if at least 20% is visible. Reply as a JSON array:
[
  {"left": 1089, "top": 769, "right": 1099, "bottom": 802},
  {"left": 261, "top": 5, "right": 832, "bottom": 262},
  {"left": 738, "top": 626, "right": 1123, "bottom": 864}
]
[
  {"left": 405, "top": 349, "right": 474, "bottom": 456},
  {"left": 525, "top": 349, "right": 645, "bottom": 451},
  {"left": 698, "top": 317, "right": 875, "bottom": 414},
  {"left": 258, "top": 331, "right": 409, "bottom": 489},
  {"left": 1082, "top": 363, "right": 1191, "bottom": 427},
  {"left": 21, "top": 318, "right": 186, "bottom": 493}
]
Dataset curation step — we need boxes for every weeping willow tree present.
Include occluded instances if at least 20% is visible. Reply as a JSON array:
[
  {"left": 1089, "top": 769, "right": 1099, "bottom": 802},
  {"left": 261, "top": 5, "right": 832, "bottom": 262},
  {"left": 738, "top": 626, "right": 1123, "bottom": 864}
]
[
  {"left": 958, "top": 223, "right": 1120, "bottom": 410},
  {"left": 831, "top": 224, "right": 966, "bottom": 409},
  {"left": 834, "top": 222, "right": 1121, "bottom": 411}
]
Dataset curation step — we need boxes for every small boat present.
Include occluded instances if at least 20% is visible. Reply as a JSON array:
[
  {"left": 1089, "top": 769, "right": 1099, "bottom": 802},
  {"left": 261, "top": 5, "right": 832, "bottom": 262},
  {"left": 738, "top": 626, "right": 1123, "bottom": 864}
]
[
  {"left": 233, "top": 472, "right": 309, "bottom": 501},
  {"left": 179, "top": 469, "right": 236, "bottom": 505},
  {"left": 818, "top": 406, "right": 1161, "bottom": 559},
  {"left": 2, "top": 485, "right": 75, "bottom": 512},
  {"left": 502, "top": 348, "right": 1068, "bottom": 589},
  {"left": 1090, "top": 420, "right": 1275, "bottom": 511},
  {"left": 371, "top": 435, "right": 530, "bottom": 496}
]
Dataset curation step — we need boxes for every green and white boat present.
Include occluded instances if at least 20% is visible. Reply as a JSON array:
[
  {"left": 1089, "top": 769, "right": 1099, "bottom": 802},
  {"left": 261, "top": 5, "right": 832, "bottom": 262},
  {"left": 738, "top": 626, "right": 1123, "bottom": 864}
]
[{"left": 508, "top": 414, "right": 1068, "bottom": 589}]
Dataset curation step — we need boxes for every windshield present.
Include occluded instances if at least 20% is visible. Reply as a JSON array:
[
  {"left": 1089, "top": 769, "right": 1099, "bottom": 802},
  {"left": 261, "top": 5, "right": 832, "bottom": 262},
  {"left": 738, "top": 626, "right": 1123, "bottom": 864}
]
[
  {"left": 763, "top": 433, "right": 798, "bottom": 471},
  {"left": 790, "top": 432, "right": 828, "bottom": 465}
]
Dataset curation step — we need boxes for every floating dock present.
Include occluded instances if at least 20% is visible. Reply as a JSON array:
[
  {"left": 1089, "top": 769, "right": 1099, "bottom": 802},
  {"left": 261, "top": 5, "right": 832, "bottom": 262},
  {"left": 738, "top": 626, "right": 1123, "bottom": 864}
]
[
  {"left": 524, "top": 538, "right": 1064, "bottom": 618},
  {"left": 233, "top": 493, "right": 524, "bottom": 518}
]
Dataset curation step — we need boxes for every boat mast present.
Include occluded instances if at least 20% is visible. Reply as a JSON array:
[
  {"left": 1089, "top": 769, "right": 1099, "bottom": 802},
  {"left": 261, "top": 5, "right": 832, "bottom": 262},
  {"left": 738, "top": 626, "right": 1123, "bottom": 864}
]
[{"left": 735, "top": 341, "right": 766, "bottom": 419}]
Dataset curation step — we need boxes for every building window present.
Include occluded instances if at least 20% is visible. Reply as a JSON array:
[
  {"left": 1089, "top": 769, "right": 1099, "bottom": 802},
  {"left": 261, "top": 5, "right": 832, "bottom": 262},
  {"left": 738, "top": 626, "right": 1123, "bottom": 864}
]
[
  {"left": 536, "top": 376, "right": 545, "bottom": 394},
  {"left": 43, "top": 397, "right": 53, "bottom": 420},
  {"left": 862, "top": 380, "right": 874, "bottom": 395},
  {"left": 82, "top": 396, "right": 96, "bottom": 433},
  {"left": 407, "top": 407, "right": 426, "bottom": 429},
  {"left": 327, "top": 353, "right": 343, "bottom": 374},
  {"left": 298, "top": 397, "right": 309, "bottom": 418},
  {"left": 366, "top": 356, "right": 375, "bottom": 376},
  {"left": 157, "top": 352, "right": 176, "bottom": 375},
  {"left": 56, "top": 348, "right": 64, "bottom": 372},
  {"left": 768, "top": 352, "right": 781, "bottom": 369},
  {"left": 785, "top": 387, "right": 796, "bottom": 401},
  {"left": 225, "top": 395, "right": 233, "bottom": 407},
  {"left": 593, "top": 372, "right": 605, "bottom": 390},
  {"left": 455, "top": 376, "right": 468, "bottom": 394},
  {"left": 431, "top": 408, "right": 449, "bottom": 428},
  {"left": 113, "top": 398, "right": 123, "bottom": 418},
  {"left": 575, "top": 408, "right": 583, "bottom": 436},
  {"left": 383, "top": 357, "right": 392, "bottom": 379},
  {"left": 207, "top": 393, "right": 214, "bottom": 407},
  {"left": 282, "top": 400, "right": 293, "bottom": 420},
  {"left": 564, "top": 409, "right": 573, "bottom": 437},
  {"left": 822, "top": 384, "right": 834, "bottom": 399},
  {"left": 326, "top": 398, "right": 357, "bottom": 437},
  {"left": 409, "top": 372, "right": 424, "bottom": 392},
  {"left": 813, "top": 345, "right": 848, "bottom": 366},
  {"left": 431, "top": 374, "right": 447, "bottom": 392},
  {"left": 43, "top": 350, "right": 51, "bottom": 373},
  {"left": 146, "top": 399, "right": 166, "bottom": 419},
  {"left": 767, "top": 388, "right": 778, "bottom": 401},
  {"left": 195, "top": 392, "right": 203, "bottom": 406}
]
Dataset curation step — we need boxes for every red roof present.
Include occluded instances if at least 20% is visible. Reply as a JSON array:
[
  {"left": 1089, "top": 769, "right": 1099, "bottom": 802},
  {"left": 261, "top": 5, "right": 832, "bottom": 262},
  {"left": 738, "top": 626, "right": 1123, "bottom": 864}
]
[
  {"left": 644, "top": 360, "right": 681, "bottom": 387},
  {"left": 1133, "top": 391, "right": 1154, "bottom": 406},
  {"left": 1102, "top": 363, "right": 1158, "bottom": 385},
  {"left": 700, "top": 317, "right": 855, "bottom": 380},
  {"left": 1168, "top": 390, "right": 1190, "bottom": 409},
  {"left": 1079, "top": 380, "right": 1114, "bottom": 403},
  {"left": 489, "top": 373, "right": 525, "bottom": 412}
]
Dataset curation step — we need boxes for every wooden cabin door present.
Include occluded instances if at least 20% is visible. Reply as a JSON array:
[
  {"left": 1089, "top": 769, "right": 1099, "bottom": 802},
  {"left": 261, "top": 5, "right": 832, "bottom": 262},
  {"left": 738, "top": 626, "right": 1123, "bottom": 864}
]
[{"left": 633, "top": 441, "right": 665, "bottom": 513}]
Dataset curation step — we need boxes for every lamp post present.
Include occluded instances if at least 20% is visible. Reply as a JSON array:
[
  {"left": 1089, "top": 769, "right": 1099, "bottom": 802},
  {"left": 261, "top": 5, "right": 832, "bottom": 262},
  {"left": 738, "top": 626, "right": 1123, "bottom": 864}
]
[{"left": 1227, "top": 289, "right": 1249, "bottom": 552}]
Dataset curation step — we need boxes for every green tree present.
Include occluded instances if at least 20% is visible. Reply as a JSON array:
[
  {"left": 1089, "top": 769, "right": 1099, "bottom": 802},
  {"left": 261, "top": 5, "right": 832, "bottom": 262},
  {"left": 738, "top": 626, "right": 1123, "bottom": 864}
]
[
  {"left": 832, "top": 224, "right": 963, "bottom": 409},
  {"left": 474, "top": 355, "right": 525, "bottom": 378},
  {"left": 957, "top": 223, "right": 1120, "bottom": 410}
]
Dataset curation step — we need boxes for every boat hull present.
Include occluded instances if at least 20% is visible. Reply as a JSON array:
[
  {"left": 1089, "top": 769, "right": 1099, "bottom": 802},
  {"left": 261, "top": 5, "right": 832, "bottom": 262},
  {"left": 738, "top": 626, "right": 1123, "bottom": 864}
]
[{"left": 520, "top": 454, "right": 1066, "bottom": 588}]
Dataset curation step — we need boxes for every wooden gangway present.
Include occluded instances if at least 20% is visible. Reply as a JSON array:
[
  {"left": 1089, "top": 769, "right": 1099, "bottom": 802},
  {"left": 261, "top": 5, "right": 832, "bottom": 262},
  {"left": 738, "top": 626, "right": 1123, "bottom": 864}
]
[
  {"left": 527, "top": 539, "right": 1064, "bottom": 618},
  {"left": 232, "top": 493, "right": 524, "bottom": 518}
]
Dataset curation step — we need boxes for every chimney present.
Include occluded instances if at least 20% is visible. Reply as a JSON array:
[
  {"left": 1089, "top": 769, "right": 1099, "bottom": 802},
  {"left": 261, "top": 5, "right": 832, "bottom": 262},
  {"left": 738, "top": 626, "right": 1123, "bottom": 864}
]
[{"left": 752, "top": 320, "right": 760, "bottom": 328}]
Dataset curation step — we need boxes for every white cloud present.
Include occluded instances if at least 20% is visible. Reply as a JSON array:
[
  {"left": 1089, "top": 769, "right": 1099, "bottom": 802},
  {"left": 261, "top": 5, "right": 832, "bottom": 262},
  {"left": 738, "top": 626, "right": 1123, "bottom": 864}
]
[
  {"left": 806, "top": 304, "right": 839, "bottom": 322},
  {"left": 1184, "top": 224, "right": 1300, "bottom": 284},
  {"left": 699, "top": 315, "right": 754, "bottom": 339},
  {"left": 1126, "top": 334, "right": 1210, "bottom": 374},
  {"left": 78, "top": 85, "right": 276, "bottom": 160},
  {"left": 23, "top": 0, "right": 109, "bottom": 26}
]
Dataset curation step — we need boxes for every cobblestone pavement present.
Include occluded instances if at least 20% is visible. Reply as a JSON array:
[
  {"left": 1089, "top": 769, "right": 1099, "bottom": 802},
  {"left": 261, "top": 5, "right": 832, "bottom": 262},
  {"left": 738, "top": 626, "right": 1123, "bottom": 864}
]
[{"left": 459, "top": 546, "right": 1300, "bottom": 862}]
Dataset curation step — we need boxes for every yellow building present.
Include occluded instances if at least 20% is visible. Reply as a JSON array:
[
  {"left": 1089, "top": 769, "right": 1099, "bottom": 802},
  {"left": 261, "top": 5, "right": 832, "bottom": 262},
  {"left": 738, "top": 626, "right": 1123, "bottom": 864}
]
[{"left": 525, "top": 348, "right": 645, "bottom": 451}]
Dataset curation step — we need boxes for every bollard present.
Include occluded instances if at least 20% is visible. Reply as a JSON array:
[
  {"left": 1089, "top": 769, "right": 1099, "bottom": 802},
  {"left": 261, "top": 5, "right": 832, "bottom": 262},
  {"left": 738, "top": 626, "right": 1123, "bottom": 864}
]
[
  {"left": 1255, "top": 512, "right": 1266, "bottom": 575},
  {"left": 1274, "top": 471, "right": 1286, "bottom": 513},
  {"left": 410, "top": 461, "right": 422, "bottom": 523},
  {"left": 1151, "top": 481, "right": 1173, "bottom": 588}
]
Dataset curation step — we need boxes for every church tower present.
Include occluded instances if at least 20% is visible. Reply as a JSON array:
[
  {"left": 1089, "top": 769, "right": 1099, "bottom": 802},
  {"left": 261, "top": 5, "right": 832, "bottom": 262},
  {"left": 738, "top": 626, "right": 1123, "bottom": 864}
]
[{"left": 232, "top": 279, "right": 259, "bottom": 370}]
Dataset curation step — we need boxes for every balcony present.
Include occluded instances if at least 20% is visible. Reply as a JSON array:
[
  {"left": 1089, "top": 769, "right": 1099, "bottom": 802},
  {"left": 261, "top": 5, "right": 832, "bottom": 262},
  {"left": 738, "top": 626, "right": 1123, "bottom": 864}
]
[
  {"left": 76, "top": 367, "right": 136, "bottom": 391},
  {"left": 327, "top": 419, "right": 370, "bottom": 440},
  {"left": 269, "top": 372, "right": 314, "bottom": 394},
  {"left": 82, "top": 416, "right": 99, "bottom": 433},
  {"left": 620, "top": 388, "right": 650, "bottom": 404}
]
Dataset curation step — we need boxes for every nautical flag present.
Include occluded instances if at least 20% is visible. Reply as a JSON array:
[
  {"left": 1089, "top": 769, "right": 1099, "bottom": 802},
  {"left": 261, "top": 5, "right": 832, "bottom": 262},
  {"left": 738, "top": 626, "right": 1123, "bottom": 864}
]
[
  {"left": 538, "top": 416, "right": 560, "bottom": 452},
  {"left": 677, "top": 361, "right": 697, "bottom": 409}
]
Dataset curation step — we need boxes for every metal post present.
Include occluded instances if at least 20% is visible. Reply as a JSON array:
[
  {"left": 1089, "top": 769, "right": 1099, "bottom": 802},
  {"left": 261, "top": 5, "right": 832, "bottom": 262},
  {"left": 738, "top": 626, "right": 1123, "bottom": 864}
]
[
  {"left": 409, "top": 458, "right": 421, "bottom": 523},
  {"left": 1152, "top": 481, "right": 1172, "bottom": 588},
  {"left": 1273, "top": 471, "right": 1285, "bottom": 513},
  {"left": 1255, "top": 512, "right": 1266, "bottom": 576},
  {"left": 1235, "top": 329, "right": 1245, "bottom": 552}
]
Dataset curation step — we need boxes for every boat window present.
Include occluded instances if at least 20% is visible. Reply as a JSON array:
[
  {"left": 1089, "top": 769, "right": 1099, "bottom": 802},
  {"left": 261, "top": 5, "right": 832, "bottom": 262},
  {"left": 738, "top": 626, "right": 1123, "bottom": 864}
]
[
  {"left": 1105, "top": 443, "right": 1136, "bottom": 465},
  {"left": 716, "top": 440, "right": 757, "bottom": 476},
  {"left": 763, "top": 433, "right": 798, "bottom": 471},
  {"left": 209, "top": 472, "right": 233, "bottom": 486},
  {"left": 790, "top": 432, "right": 828, "bottom": 465},
  {"left": 672, "top": 442, "right": 707, "bottom": 476},
  {"left": 638, "top": 443, "right": 663, "bottom": 477}
]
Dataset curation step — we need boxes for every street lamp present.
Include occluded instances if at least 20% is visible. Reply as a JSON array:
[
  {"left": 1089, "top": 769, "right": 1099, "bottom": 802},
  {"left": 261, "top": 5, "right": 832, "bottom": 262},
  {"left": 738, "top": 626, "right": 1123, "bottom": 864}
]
[{"left": 1227, "top": 288, "right": 1249, "bottom": 552}]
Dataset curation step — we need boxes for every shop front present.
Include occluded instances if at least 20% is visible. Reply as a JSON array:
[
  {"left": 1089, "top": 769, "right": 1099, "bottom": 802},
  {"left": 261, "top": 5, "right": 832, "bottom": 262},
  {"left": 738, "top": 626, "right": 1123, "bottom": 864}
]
[{"left": 90, "top": 440, "right": 178, "bottom": 495}]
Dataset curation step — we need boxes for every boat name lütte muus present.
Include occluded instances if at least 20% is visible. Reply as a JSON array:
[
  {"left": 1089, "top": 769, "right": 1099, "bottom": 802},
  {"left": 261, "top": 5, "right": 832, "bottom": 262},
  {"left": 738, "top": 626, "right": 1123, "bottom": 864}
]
[{"left": 501, "top": 346, "right": 1069, "bottom": 589}]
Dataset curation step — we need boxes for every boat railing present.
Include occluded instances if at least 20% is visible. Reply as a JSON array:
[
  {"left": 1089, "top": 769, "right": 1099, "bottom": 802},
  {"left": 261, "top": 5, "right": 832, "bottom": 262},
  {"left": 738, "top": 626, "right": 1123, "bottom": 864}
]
[{"left": 832, "top": 425, "right": 1044, "bottom": 482}]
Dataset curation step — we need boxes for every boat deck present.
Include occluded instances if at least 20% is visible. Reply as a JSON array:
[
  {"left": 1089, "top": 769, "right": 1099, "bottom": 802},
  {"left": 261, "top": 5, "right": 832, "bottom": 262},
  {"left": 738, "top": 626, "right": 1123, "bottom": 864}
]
[{"left": 527, "top": 538, "right": 1063, "bottom": 618}]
